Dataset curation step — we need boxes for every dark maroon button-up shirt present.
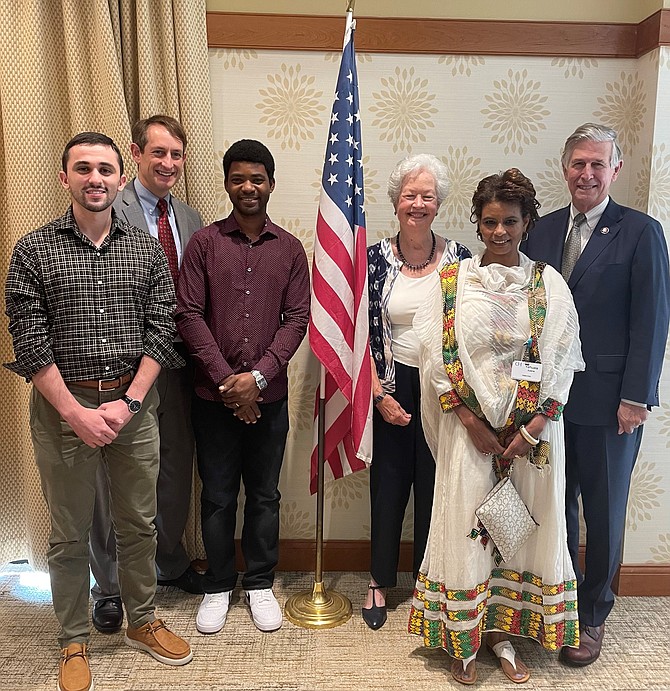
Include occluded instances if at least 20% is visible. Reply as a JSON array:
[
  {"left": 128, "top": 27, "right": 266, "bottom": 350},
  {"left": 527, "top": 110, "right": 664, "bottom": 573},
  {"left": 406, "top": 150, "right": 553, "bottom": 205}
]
[{"left": 175, "top": 213, "right": 310, "bottom": 403}]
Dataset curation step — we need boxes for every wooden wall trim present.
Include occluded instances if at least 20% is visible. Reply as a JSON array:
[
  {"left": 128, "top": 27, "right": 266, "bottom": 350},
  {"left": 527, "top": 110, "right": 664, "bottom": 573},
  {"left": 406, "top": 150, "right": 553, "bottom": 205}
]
[
  {"left": 615, "top": 563, "right": 670, "bottom": 597},
  {"left": 637, "top": 11, "right": 662, "bottom": 57},
  {"left": 230, "top": 540, "right": 670, "bottom": 597},
  {"left": 230, "top": 539, "right": 411, "bottom": 573},
  {"left": 207, "top": 10, "right": 670, "bottom": 58},
  {"left": 273, "top": 539, "right": 413, "bottom": 573}
]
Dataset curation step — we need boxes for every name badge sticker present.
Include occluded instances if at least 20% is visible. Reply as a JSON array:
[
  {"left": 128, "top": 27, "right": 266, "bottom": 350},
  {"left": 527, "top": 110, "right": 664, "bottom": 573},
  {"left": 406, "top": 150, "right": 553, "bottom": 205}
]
[{"left": 511, "top": 360, "right": 542, "bottom": 382}]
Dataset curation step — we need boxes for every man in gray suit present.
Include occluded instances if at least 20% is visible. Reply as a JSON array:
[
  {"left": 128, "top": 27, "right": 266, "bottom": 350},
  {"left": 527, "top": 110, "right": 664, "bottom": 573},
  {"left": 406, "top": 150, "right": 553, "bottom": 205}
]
[{"left": 90, "top": 115, "right": 205, "bottom": 633}]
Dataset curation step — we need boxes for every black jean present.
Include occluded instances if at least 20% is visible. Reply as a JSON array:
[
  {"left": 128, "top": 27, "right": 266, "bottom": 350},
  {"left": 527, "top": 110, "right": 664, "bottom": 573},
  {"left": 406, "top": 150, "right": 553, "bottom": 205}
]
[{"left": 192, "top": 395, "right": 289, "bottom": 592}]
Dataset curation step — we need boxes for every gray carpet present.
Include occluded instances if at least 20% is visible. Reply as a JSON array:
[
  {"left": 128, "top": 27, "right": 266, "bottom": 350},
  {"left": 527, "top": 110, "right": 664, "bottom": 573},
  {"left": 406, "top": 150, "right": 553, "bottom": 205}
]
[{"left": 0, "top": 563, "right": 667, "bottom": 690}]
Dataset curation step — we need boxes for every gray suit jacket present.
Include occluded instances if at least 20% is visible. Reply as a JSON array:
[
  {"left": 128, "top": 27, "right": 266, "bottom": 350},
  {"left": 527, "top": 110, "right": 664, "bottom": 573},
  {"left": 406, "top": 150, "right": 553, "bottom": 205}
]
[{"left": 113, "top": 178, "right": 203, "bottom": 249}]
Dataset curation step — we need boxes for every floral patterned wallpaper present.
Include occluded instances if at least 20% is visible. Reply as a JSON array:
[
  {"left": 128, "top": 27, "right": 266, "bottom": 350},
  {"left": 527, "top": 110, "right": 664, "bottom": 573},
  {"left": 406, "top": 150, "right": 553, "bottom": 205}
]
[{"left": 208, "top": 46, "right": 670, "bottom": 565}]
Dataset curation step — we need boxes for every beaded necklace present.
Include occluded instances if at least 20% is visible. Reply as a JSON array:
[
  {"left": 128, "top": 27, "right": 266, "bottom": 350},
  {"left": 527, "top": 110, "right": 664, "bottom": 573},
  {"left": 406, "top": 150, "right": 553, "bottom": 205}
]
[{"left": 395, "top": 230, "right": 436, "bottom": 271}]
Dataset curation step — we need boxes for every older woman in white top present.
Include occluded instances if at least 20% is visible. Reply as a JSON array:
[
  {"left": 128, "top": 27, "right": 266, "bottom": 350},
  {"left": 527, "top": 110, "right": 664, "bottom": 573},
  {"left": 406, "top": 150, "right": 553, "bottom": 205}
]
[{"left": 364, "top": 154, "right": 471, "bottom": 629}]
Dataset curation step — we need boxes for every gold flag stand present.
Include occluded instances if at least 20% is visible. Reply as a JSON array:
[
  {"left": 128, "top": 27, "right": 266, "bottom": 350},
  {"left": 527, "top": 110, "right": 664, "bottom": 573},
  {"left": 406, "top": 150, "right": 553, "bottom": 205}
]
[{"left": 285, "top": 367, "right": 352, "bottom": 628}]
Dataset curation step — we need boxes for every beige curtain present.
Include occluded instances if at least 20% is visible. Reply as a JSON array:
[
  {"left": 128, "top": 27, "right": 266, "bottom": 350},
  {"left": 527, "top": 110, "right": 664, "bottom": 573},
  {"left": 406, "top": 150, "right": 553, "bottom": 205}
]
[{"left": 0, "top": 0, "right": 215, "bottom": 569}]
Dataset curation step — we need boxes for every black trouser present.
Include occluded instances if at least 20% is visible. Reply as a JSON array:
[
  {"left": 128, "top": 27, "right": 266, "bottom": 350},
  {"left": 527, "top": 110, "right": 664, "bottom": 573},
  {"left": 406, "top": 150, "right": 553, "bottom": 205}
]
[
  {"left": 192, "top": 395, "right": 289, "bottom": 593},
  {"left": 369, "top": 362, "right": 436, "bottom": 587}
]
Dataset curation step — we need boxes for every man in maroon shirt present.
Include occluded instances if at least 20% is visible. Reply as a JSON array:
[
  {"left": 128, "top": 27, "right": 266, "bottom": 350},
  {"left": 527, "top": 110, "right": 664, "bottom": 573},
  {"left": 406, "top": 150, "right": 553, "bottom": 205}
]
[{"left": 175, "top": 139, "right": 309, "bottom": 634}]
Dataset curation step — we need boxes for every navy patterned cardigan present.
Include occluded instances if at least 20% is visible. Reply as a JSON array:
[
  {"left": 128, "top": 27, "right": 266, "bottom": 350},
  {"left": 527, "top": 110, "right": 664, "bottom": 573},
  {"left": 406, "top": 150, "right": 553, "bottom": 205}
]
[{"left": 368, "top": 236, "right": 471, "bottom": 392}]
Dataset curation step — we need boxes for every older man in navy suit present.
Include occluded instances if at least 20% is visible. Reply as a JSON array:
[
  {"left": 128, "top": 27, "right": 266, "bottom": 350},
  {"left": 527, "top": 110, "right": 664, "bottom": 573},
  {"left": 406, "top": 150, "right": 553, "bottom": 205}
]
[
  {"left": 89, "top": 116, "right": 205, "bottom": 634},
  {"left": 522, "top": 123, "right": 670, "bottom": 666}
]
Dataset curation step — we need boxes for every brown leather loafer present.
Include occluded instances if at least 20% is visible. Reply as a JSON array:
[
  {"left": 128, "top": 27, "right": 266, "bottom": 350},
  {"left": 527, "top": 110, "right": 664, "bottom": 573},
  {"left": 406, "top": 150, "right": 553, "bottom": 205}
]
[
  {"left": 58, "top": 642, "right": 92, "bottom": 691},
  {"left": 560, "top": 623, "right": 605, "bottom": 667}
]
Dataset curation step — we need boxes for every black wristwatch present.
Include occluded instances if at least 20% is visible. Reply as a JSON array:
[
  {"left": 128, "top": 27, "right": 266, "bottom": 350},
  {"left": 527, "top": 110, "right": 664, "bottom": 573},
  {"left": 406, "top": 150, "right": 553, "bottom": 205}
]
[
  {"left": 122, "top": 394, "right": 142, "bottom": 414},
  {"left": 373, "top": 392, "right": 386, "bottom": 405}
]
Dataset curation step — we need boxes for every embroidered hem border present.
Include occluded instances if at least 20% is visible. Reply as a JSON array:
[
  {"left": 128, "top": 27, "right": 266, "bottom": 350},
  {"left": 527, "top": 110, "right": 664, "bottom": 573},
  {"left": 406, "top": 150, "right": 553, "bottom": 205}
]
[{"left": 408, "top": 570, "right": 579, "bottom": 659}]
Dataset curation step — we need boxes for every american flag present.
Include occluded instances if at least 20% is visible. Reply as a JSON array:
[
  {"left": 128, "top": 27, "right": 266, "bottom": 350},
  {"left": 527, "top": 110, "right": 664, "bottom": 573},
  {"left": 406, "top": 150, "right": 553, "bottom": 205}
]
[{"left": 309, "top": 11, "right": 372, "bottom": 494}]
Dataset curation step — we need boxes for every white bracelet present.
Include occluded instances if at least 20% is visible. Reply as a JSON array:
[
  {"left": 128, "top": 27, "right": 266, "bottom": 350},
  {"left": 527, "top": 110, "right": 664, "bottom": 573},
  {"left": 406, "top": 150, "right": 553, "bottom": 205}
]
[{"left": 519, "top": 425, "right": 539, "bottom": 446}]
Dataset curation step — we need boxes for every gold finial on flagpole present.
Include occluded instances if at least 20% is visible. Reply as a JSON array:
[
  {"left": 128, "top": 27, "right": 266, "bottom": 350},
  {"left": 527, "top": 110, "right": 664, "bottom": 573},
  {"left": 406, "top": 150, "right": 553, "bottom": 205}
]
[{"left": 346, "top": 0, "right": 355, "bottom": 12}]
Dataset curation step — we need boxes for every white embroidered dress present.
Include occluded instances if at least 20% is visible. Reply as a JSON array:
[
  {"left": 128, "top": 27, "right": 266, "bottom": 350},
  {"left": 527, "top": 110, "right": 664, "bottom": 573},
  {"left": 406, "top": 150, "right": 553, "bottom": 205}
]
[{"left": 409, "top": 254, "right": 584, "bottom": 659}]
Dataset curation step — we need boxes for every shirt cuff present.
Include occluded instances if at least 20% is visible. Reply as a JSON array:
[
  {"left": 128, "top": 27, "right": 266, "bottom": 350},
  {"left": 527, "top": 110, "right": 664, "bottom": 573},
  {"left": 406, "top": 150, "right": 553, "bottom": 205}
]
[
  {"left": 439, "top": 389, "right": 461, "bottom": 412},
  {"left": 3, "top": 352, "right": 54, "bottom": 382},
  {"left": 621, "top": 399, "right": 647, "bottom": 408},
  {"left": 538, "top": 397, "right": 564, "bottom": 421},
  {"left": 144, "top": 341, "right": 185, "bottom": 370}
]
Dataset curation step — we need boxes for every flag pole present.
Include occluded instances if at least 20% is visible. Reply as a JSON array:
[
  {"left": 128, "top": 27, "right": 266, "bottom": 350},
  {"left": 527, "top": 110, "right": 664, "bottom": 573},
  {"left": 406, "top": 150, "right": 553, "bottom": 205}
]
[
  {"left": 284, "top": 365, "right": 352, "bottom": 628},
  {"left": 285, "top": 1, "right": 359, "bottom": 628}
]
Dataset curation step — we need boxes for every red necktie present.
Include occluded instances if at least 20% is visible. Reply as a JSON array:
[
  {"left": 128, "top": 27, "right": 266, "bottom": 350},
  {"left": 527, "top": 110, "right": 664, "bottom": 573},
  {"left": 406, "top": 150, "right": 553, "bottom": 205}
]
[{"left": 156, "top": 197, "right": 179, "bottom": 285}]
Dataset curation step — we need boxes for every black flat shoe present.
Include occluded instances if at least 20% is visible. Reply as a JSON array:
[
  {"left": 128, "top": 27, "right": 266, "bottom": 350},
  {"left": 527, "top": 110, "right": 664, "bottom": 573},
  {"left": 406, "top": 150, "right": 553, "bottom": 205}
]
[
  {"left": 157, "top": 565, "right": 205, "bottom": 594},
  {"left": 362, "top": 585, "right": 387, "bottom": 630},
  {"left": 92, "top": 596, "right": 123, "bottom": 633}
]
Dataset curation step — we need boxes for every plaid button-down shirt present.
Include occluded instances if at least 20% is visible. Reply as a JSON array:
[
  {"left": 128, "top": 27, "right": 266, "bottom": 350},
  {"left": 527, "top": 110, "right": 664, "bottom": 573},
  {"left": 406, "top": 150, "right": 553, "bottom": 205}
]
[{"left": 5, "top": 207, "right": 183, "bottom": 382}]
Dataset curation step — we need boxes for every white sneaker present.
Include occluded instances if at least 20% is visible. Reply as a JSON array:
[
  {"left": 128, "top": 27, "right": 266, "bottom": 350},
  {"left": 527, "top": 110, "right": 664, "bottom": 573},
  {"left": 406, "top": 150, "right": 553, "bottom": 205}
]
[
  {"left": 245, "top": 588, "right": 283, "bottom": 632},
  {"left": 196, "top": 592, "right": 231, "bottom": 634}
]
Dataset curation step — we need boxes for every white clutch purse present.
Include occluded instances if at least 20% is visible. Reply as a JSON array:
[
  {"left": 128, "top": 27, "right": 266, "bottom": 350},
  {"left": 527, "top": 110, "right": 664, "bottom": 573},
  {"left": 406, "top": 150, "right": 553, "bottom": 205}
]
[{"left": 474, "top": 476, "right": 539, "bottom": 564}]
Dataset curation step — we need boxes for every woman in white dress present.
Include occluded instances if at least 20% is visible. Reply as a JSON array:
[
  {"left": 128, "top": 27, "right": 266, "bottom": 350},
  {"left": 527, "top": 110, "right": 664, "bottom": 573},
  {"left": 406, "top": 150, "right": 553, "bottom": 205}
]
[{"left": 409, "top": 169, "right": 584, "bottom": 684}]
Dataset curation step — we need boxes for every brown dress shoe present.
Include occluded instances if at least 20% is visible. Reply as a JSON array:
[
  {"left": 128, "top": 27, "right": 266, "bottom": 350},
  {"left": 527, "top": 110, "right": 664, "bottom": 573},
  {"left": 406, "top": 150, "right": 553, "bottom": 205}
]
[
  {"left": 58, "top": 643, "right": 92, "bottom": 691},
  {"left": 560, "top": 623, "right": 605, "bottom": 667},
  {"left": 125, "top": 618, "right": 193, "bottom": 666}
]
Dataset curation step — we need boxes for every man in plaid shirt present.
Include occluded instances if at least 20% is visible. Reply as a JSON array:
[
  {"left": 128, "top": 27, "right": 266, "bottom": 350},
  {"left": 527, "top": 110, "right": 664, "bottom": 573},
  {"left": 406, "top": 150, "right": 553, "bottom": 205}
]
[{"left": 5, "top": 132, "right": 192, "bottom": 691}]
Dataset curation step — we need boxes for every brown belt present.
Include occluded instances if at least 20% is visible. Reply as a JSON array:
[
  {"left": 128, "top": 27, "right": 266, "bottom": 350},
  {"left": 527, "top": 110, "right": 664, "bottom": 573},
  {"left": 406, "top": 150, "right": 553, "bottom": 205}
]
[{"left": 69, "top": 371, "right": 133, "bottom": 391}]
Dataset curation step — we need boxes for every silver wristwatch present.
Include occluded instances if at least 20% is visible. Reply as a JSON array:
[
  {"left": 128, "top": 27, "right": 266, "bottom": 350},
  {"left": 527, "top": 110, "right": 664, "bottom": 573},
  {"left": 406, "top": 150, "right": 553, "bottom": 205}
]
[{"left": 250, "top": 369, "right": 268, "bottom": 391}]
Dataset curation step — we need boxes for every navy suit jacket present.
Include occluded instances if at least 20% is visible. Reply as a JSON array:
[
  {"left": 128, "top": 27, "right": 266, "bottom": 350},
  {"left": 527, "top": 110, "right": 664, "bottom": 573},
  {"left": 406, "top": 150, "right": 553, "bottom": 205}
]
[
  {"left": 113, "top": 178, "right": 203, "bottom": 250},
  {"left": 522, "top": 199, "right": 670, "bottom": 426}
]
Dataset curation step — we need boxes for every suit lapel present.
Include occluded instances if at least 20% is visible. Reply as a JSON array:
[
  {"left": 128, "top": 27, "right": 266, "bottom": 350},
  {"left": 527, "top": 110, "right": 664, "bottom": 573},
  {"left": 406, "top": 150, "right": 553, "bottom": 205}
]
[
  {"left": 172, "top": 199, "right": 190, "bottom": 243},
  {"left": 569, "top": 200, "right": 623, "bottom": 288},
  {"left": 544, "top": 207, "right": 570, "bottom": 269},
  {"left": 120, "top": 181, "right": 150, "bottom": 233},
  {"left": 120, "top": 178, "right": 194, "bottom": 243}
]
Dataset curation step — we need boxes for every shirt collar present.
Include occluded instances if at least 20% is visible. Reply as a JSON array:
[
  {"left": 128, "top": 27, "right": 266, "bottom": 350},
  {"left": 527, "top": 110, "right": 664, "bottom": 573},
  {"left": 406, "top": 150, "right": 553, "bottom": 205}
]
[
  {"left": 60, "top": 206, "right": 127, "bottom": 236},
  {"left": 134, "top": 177, "right": 171, "bottom": 215},
  {"left": 570, "top": 196, "right": 609, "bottom": 229},
  {"left": 220, "top": 212, "right": 278, "bottom": 238}
]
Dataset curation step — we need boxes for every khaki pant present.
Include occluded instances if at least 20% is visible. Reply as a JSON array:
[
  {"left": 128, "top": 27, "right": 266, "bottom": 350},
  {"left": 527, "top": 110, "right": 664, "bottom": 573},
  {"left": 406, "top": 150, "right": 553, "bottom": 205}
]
[{"left": 30, "top": 383, "right": 160, "bottom": 647}]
